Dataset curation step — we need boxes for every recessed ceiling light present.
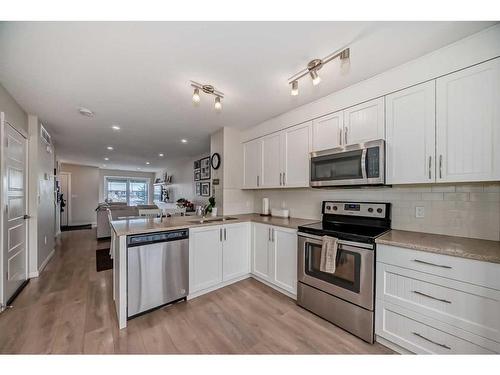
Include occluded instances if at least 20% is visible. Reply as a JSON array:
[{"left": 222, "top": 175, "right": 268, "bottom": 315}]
[
  {"left": 78, "top": 107, "right": 94, "bottom": 117},
  {"left": 146, "top": 162, "right": 150, "bottom": 165},
  {"left": 158, "top": 153, "right": 164, "bottom": 157},
  {"left": 111, "top": 125, "right": 121, "bottom": 131},
  {"left": 106, "top": 146, "right": 114, "bottom": 150},
  {"left": 181, "top": 139, "right": 187, "bottom": 143},
  {"left": 104, "top": 157, "right": 109, "bottom": 161}
]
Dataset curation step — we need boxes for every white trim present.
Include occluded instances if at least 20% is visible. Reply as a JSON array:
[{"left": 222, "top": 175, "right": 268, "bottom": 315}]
[
  {"left": 28, "top": 248, "right": 55, "bottom": 279},
  {"left": 250, "top": 274, "right": 297, "bottom": 300},
  {"left": 187, "top": 274, "right": 251, "bottom": 300}
]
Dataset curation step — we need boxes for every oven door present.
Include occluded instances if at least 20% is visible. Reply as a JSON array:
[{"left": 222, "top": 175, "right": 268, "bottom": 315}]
[
  {"left": 309, "top": 139, "right": 385, "bottom": 187},
  {"left": 297, "top": 232, "right": 374, "bottom": 310}
]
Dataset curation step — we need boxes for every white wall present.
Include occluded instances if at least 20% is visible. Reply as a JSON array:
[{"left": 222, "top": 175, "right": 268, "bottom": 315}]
[
  {"left": 155, "top": 153, "right": 210, "bottom": 206},
  {"left": 0, "top": 83, "right": 27, "bottom": 134}
]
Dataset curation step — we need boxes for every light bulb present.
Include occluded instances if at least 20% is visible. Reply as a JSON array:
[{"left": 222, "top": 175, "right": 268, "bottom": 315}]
[
  {"left": 192, "top": 88, "right": 201, "bottom": 104},
  {"left": 291, "top": 81, "right": 299, "bottom": 96},
  {"left": 214, "top": 96, "right": 222, "bottom": 111},
  {"left": 310, "top": 70, "right": 321, "bottom": 86}
]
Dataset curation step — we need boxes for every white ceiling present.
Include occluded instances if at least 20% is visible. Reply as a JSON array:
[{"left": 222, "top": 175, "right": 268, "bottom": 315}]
[{"left": 0, "top": 21, "right": 496, "bottom": 171}]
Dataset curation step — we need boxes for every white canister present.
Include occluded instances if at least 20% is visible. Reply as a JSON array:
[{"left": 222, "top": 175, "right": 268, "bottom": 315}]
[
  {"left": 262, "top": 198, "right": 270, "bottom": 215},
  {"left": 211, "top": 207, "right": 218, "bottom": 217}
]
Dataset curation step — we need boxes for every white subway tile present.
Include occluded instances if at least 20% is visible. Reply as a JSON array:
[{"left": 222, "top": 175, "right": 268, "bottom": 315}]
[
  {"left": 470, "top": 192, "right": 500, "bottom": 202},
  {"left": 422, "top": 192, "right": 444, "bottom": 201},
  {"left": 456, "top": 183, "right": 484, "bottom": 192},
  {"left": 431, "top": 185, "right": 456, "bottom": 193},
  {"left": 483, "top": 183, "right": 500, "bottom": 193},
  {"left": 443, "top": 192, "right": 469, "bottom": 201}
]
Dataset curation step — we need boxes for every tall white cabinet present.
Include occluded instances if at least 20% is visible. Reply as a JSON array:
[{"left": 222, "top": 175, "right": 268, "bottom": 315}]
[
  {"left": 243, "top": 138, "right": 262, "bottom": 188},
  {"left": 386, "top": 81, "right": 436, "bottom": 184},
  {"left": 436, "top": 58, "right": 500, "bottom": 182}
]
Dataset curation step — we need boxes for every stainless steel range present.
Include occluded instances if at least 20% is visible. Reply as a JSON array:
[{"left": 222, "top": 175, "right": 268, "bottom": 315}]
[{"left": 297, "top": 201, "right": 391, "bottom": 343}]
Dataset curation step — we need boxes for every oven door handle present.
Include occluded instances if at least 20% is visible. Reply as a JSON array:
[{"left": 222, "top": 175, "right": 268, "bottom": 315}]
[
  {"left": 361, "top": 148, "right": 367, "bottom": 180},
  {"left": 297, "top": 232, "right": 374, "bottom": 250}
]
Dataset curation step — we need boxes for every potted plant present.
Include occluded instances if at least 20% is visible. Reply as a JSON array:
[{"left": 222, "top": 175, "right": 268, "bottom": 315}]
[{"left": 205, "top": 196, "right": 217, "bottom": 217}]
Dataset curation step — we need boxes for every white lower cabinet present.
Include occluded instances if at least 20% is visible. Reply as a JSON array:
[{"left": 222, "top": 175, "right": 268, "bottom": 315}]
[
  {"left": 189, "top": 223, "right": 250, "bottom": 296},
  {"left": 375, "top": 244, "right": 500, "bottom": 354},
  {"left": 251, "top": 223, "right": 297, "bottom": 296}
]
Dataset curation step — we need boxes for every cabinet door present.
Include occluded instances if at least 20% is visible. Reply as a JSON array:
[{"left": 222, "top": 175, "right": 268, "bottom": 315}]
[
  {"left": 261, "top": 133, "right": 282, "bottom": 188},
  {"left": 252, "top": 223, "right": 271, "bottom": 280},
  {"left": 222, "top": 223, "right": 250, "bottom": 281},
  {"left": 282, "top": 122, "right": 312, "bottom": 188},
  {"left": 189, "top": 226, "right": 222, "bottom": 293},
  {"left": 243, "top": 138, "right": 262, "bottom": 188},
  {"left": 312, "top": 112, "right": 343, "bottom": 151},
  {"left": 344, "top": 97, "right": 385, "bottom": 145},
  {"left": 270, "top": 227, "right": 297, "bottom": 295},
  {"left": 436, "top": 58, "right": 500, "bottom": 182},
  {"left": 386, "top": 81, "right": 436, "bottom": 184}
]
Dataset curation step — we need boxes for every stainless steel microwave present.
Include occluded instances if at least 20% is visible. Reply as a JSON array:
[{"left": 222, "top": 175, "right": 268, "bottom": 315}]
[{"left": 310, "top": 139, "right": 385, "bottom": 187}]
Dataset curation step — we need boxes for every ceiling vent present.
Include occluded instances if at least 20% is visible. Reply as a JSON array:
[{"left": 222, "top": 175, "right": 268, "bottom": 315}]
[{"left": 40, "top": 124, "right": 51, "bottom": 146}]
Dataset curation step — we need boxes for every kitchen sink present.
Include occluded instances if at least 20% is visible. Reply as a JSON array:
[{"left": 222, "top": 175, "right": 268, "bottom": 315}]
[{"left": 188, "top": 217, "right": 239, "bottom": 224}]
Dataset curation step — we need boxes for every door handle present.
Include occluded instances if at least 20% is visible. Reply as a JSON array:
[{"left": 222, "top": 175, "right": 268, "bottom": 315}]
[
  {"left": 439, "top": 154, "right": 443, "bottom": 179},
  {"left": 224, "top": 228, "right": 227, "bottom": 241},
  {"left": 23, "top": 214, "right": 31, "bottom": 220},
  {"left": 428, "top": 156, "right": 432, "bottom": 180}
]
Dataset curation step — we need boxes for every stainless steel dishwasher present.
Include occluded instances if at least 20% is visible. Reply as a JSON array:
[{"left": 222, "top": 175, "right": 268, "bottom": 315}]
[{"left": 127, "top": 229, "right": 189, "bottom": 318}]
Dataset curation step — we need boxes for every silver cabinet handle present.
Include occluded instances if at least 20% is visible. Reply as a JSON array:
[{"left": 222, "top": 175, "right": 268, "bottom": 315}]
[
  {"left": 268, "top": 227, "right": 271, "bottom": 241},
  {"left": 344, "top": 126, "right": 348, "bottom": 144},
  {"left": 339, "top": 128, "right": 342, "bottom": 145},
  {"left": 257, "top": 175, "right": 259, "bottom": 187},
  {"left": 439, "top": 154, "right": 443, "bottom": 179},
  {"left": 272, "top": 228, "right": 275, "bottom": 242},
  {"left": 413, "top": 259, "right": 452, "bottom": 269},
  {"left": 224, "top": 228, "right": 227, "bottom": 241},
  {"left": 283, "top": 172, "right": 286, "bottom": 186},
  {"left": 220, "top": 228, "right": 222, "bottom": 242},
  {"left": 428, "top": 156, "right": 432, "bottom": 180},
  {"left": 412, "top": 290, "right": 451, "bottom": 304},
  {"left": 412, "top": 332, "right": 451, "bottom": 350},
  {"left": 279, "top": 172, "right": 282, "bottom": 186}
]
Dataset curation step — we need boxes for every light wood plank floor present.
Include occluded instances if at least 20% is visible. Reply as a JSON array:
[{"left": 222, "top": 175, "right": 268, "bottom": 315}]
[{"left": 0, "top": 228, "right": 393, "bottom": 354}]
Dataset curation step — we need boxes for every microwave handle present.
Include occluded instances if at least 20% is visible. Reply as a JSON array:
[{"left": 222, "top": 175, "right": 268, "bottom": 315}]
[{"left": 361, "top": 148, "right": 367, "bottom": 180}]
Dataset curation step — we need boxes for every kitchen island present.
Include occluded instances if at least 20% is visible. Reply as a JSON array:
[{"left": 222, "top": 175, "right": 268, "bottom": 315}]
[{"left": 110, "top": 213, "right": 315, "bottom": 329}]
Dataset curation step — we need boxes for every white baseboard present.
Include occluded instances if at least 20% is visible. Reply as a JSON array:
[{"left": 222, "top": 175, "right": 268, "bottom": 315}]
[
  {"left": 187, "top": 274, "right": 251, "bottom": 300},
  {"left": 250, "top": 274, "right": 297, "bottom": 300},
  {"left": 29, "top": 249, "right": 56, "bottom": 279}
]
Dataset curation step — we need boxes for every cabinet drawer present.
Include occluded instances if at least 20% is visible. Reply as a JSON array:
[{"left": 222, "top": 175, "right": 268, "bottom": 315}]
[
  {"left": 376, "top": 300, "right": 498, "bottom": 354},
  {"left": 377, "top": 262, "right": 500, "bottom": 343},
  {"left": 377, "top": 244, "right": 500, "bottom": 290}
]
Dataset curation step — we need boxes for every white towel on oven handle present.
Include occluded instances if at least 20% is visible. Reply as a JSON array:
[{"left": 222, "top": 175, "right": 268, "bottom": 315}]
[{"left": 320, "top": 235, "right": 338, "bottom": 274}]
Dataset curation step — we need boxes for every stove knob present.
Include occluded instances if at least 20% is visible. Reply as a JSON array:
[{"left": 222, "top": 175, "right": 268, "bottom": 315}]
[
  {"left": 377, "top": 208, "right": 383, "bottom": 214},
  {"left": 368, "top": 207, "right": 373, "bottom": 213},
  {"left": 326, "top": 205, "right": 331, "bottom": 211},
  {"left": 333, "top": 206, "right": 338, "bottom": 211}
]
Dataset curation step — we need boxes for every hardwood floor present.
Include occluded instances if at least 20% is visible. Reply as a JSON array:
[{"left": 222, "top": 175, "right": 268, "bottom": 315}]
[{"left": 0, "top": 228, "right": 393, "bottom": 354}]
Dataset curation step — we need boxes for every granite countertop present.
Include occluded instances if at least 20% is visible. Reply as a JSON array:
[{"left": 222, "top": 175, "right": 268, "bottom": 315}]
[
  {"left": 376, "top": 229, "right": 500, "bottom": 264},
  {"left": 111, "top": 213, "right": 317, "bottom": 237}
]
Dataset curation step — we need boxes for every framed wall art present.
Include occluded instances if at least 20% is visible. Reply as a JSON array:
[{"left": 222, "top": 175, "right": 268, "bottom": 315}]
[
  {"left": 200, "top": 156, "right": 211, "bottom": 180},
  {"left": 201, "top": 182, "right": 210, "bottom": 197}
]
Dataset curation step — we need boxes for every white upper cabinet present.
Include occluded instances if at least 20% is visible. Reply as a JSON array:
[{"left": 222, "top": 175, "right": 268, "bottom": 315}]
[
  {"left": 282, "top": 122, "right": 311, "bottom": 188},
  {"left": 261, "top": 133, "right": 282, "bottom": 188},
  {"left": 312, "top": 111, "right": 343, "bottom": 152},
  {"left": 386, "top": 81, "right": 436, "bottom": 184},
  {"left": 243, "top": 138, "right": 262, "bottom": 188},
  {"left": 343, "top": 97, "right": 385, "bottom": 145},
  {"left": 436, "top": 58, "right": 500, "bottom": 183}
]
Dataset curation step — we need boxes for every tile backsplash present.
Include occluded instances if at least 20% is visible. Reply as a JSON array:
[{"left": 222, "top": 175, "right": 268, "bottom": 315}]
[{"left": 253, "top": 183, "right": 500, "bottom": 241}]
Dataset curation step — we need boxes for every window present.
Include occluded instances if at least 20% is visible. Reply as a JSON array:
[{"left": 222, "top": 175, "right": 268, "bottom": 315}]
[{"left": 105, "top": 177, "right": 149, "bottom": 205}]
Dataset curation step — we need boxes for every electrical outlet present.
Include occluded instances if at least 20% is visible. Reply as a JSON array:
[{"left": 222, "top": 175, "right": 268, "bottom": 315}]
[{"left": 415, "top": 206, "right": 425, "bottom": 218}]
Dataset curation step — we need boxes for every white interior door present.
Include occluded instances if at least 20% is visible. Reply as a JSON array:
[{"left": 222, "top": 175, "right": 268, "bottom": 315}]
[
  {"left": 1, "top": 116, "right": 28, "bottom": 305},
  {"left": 59, "top": 172, "right": 70, "bottom": 226}
]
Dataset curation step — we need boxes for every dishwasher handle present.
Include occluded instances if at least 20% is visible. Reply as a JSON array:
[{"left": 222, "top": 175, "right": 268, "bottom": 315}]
[{"left": 127, "top": 229, "right": 189, "bottom": 247}]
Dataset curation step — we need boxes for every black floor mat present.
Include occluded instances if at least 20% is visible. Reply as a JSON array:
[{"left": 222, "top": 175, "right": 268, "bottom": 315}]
[
  {"left": 61, "top": 224, "right": 92, "bottom": 231},
  {"left": 96, "top": 248, "right": 113, "bottom": 272}
]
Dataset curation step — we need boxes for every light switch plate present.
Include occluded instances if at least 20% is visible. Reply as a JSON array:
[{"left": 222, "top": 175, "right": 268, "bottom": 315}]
[{"left": 415, "top": 206, "right": 425, "bottom": 218}]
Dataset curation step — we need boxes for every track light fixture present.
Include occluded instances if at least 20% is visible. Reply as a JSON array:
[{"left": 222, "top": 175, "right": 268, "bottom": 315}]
[
  {"left": 288, "top": 47, "right": 350, "bottom": 96},
  {"left": 190, "top": 81, "right": 224, "bottom": 112}
]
